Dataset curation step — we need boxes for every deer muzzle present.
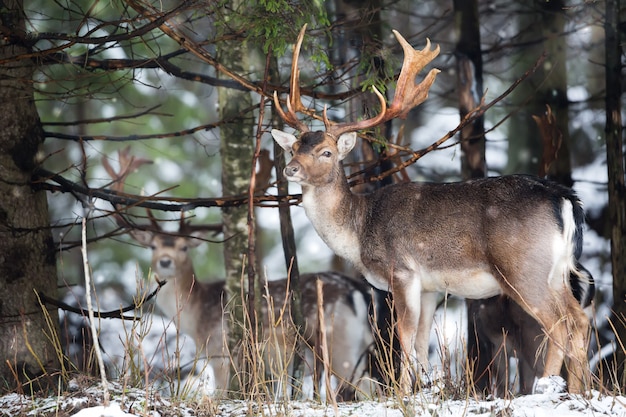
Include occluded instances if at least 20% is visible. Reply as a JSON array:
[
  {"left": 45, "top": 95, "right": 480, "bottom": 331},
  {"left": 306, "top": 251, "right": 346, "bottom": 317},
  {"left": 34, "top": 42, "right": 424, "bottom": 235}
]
[{"left": 283, "top": 163, "right": 301, "bottom": 180}]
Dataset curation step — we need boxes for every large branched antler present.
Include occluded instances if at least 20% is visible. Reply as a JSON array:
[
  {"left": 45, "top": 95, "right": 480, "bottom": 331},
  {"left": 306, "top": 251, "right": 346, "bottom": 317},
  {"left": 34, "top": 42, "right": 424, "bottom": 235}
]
[
  {"left": 102, "top": 146, "right": 153, "bottom": 196},
  {"left": 274, "top": 26, "right": 441, "bottom": 139},
  {"left": 273, "top": 25, "right": 310, "bottom": 134}
]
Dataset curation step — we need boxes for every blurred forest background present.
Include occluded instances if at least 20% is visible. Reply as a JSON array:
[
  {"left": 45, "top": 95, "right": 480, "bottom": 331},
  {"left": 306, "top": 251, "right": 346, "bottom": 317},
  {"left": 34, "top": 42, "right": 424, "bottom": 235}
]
[{"left": 0, "top": 0, "right": 624, "bottom": 395}]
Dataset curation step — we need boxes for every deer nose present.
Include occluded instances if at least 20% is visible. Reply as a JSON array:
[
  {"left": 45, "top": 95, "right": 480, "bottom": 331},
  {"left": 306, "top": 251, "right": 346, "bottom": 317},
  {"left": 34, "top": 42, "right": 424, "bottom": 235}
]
[
  {"left": 284, "top": 164, "right": 299, "bottom": 177},
  {"left": 159, "top": 258, "right": 172, "bottom": 268}
]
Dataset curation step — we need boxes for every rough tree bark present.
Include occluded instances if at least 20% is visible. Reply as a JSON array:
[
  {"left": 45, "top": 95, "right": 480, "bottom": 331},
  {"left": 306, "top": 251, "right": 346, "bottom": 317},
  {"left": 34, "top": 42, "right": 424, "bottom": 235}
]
[{"left": 0, "top": 0, "right": 60, "bottom": 393}]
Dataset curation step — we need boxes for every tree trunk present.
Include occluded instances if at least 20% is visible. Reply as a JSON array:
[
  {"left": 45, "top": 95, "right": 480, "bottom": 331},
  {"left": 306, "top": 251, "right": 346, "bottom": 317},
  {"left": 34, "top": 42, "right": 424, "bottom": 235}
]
[
  {"left": 605, "top": 0, "right": 626, "bottom": 390},
  {"left": 217, "top": 15, "right": 256, "bottom": 395},
  {"left": 333, "top": 0, "right": 388, "bottom": 193},
  {"left": 454, "top": 0, "right": 486, "bottom": 180},
  {"left": 506, "top": 0, "right": 571, "bottom": 184},
  {"left": 0, "top": 0, "right": 60, "bottom": 394},
  {"left": 538, "top": 1, "right": 573, "bottom": 186},
  {"left": 453, "top": 0, "right": 491, "bottom": 394}
]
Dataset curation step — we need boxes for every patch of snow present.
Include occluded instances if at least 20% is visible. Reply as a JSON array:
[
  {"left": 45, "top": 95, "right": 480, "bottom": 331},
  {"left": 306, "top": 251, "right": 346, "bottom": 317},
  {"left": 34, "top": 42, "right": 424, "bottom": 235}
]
[
  {"left": 72, "top": 403, "right": 135, "bottom": 417},
  {"left": 2, "top": 385, "right": 625, "bottom": 417},
  {"left": 533, "top": 375, "right": 568, "bottom": 394}
]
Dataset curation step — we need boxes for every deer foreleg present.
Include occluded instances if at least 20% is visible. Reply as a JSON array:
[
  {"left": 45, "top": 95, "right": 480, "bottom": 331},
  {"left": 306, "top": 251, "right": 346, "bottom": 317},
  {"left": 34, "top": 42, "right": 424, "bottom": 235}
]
[
  {"left": 416, "top": 292, "right": 438, "bottom": 386},
  {"left": 393, "top": 275, "right": 422, "bottom": 394}
]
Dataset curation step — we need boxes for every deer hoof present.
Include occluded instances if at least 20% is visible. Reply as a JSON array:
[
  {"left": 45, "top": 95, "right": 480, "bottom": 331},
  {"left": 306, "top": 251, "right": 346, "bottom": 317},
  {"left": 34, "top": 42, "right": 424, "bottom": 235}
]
[
  {"left": 420, "top": 366, "right": 444, "bottom": 390},
  {"left": 533, "top": 375, "right": 567, "bottom": 394}
]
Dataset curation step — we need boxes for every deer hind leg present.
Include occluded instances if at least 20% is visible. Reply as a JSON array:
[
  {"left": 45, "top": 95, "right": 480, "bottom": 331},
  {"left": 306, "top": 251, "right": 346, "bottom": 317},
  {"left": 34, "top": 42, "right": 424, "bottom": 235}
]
[
  {"left": 561, "top": 295, "right": 590, "bottom": 393},
  {"left": 508, "top": 285, "right": 589, "bottom": 394}
]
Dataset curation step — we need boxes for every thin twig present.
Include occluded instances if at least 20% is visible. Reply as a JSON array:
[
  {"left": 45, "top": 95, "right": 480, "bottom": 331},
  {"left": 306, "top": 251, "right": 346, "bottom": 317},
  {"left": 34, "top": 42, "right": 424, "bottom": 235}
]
[
  {"left": 316, "top": 279, "right": 338, "bottom": 413},
  {"left": 81, "top": 216, "right": 110, "bottom": 405}
]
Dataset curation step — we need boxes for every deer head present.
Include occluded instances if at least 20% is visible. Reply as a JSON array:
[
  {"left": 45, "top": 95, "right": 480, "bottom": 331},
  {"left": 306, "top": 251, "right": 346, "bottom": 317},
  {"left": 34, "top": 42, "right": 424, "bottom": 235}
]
[
  {"left": 272, "top": 25, "right": 440, "bottom": 188},
  {"left": 103, "top": 148, "right": 220, "bottom": 284},
  {"left": 128, "top": 217, "right": 207, "bottom": 282},
  {"left": 271, "top": 26, "right": 591, "bottom": 396}
]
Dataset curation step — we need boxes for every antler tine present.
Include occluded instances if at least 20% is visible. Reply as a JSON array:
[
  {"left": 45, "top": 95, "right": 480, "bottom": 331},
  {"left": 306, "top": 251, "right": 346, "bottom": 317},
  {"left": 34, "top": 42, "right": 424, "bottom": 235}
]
[
  {"left": 390, "top": 32, "right": 440, "bottom": 118},
  {"left": 146, "top": 208, "right": 162, "bottom": 232},
  {"left": 327, "top": 31, "right": 440, "bottom": 139},
  {"left": 103, "top": 146, "right": 152, "bottom": 193},
  {"left": 176, "top": 209, "right": 222, "bottom": 237},
  {"left": 273, "top": 24, "right": 310, "bottom": 133},
  {"left": 178, "top": 210, "right": 189, "bottom": 234}
]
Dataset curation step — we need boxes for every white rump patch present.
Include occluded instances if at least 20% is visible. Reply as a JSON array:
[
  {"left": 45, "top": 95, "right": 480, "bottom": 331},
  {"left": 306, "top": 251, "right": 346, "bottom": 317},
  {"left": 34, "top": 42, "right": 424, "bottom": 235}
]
[{"left": 548, "top": 199, "right": 577, "bottom": 290}]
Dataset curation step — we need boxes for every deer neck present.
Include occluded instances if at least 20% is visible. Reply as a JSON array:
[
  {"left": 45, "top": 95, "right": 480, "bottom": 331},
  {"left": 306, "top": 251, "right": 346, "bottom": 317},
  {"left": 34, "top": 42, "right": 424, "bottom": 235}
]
[
  {"left": 156, "top": 262, "right": 197, "bottom": 319},
  {"left": 170, "top": 262, "right": 196, "bottom": 294},
  {"left": 300, "top": 171, "right": 366, "bottom": 271}
]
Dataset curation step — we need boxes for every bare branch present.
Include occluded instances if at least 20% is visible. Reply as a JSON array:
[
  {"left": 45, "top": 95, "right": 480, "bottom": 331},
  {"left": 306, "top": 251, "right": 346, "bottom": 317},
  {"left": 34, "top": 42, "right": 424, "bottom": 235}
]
[
  {"left": 39, "top": 280, "right": 165, "bottom": 321},
  {"left": 35, "top": 167, "right": 301, "bottom": 209},
  {"left": 350, "top": 52, "right": 547, "bottom": 186}
]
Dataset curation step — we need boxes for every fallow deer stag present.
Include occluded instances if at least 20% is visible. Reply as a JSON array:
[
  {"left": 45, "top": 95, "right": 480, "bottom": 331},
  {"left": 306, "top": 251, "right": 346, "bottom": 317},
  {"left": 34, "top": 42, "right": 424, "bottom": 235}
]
[
  {"left": 272, "top": 26, "right": 591, "bottom": 394},
  {"left": 103, "top": 149, "right": 377, "bottom": 399}
]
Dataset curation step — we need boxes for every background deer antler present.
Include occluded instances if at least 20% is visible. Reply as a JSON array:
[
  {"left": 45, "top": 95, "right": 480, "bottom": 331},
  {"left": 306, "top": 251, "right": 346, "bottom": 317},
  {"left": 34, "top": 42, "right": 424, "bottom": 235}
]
[
  {"left": 102, "top": 147, "right": 222, "bottom": 237},
  {"left": 102, "top": 146, "right": 154, "bottom": 231}
]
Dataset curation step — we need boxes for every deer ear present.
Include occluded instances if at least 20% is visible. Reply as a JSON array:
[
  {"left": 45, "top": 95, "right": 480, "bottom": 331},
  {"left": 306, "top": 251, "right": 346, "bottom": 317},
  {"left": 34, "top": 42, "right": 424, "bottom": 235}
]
[
  {"left": 271, "top": 129, "right": 297, "bottom": 153},
  {"left": 130, "top": 229, "right": 153, "bottom": 246},
  {"left": 188, "top": 231, "right": 207, "bottom": 248},
  {"left": 337, "top": 132, "right": 357, "bottom": 160}
]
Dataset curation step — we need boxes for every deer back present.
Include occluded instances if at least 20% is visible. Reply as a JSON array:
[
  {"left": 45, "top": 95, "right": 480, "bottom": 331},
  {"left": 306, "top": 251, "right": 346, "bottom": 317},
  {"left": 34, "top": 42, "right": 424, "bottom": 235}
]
[{"left": 357, "top": 175, "right": 583, "bottom": 295}]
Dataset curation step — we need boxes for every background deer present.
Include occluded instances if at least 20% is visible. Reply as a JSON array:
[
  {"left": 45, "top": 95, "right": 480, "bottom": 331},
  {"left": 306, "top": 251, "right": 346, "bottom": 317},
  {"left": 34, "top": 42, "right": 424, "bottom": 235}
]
[
  {"left": 473, "top": 264, "right": 594, "bottom": 395},
  {"left": 272, "top": 26, "right": 592, "bottom": 394},
  {"left": 103, "top": 148, "right": 378, "bottom": 399},
  {"left": 129, "top": 226, "right": 378, "bottom": 399}
]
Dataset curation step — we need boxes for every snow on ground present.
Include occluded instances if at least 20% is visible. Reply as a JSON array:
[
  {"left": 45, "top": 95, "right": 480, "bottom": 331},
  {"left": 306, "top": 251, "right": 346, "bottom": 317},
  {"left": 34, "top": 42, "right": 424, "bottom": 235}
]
[{"left": 1, "top": 383, "right": 625, "bottom": 417}]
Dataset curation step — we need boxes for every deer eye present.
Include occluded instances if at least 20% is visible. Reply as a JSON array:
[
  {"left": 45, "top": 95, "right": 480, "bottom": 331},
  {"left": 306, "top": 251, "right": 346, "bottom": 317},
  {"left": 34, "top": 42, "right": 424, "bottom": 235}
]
[
  {"left": 321, "top": 150, "right": 332, "bottom": 158},
  {"left": 181, "top": 245, "right": 188, "bottom": 252},
  {"left": 150, "top": 245, "right": 157, "bottom": 250}
]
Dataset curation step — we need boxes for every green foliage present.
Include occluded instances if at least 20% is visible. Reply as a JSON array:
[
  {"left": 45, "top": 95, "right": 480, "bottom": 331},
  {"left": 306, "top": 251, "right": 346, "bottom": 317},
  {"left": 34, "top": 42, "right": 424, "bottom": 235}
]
[
  {"left": 357, "top": 45, "right": 398, "bottom": 97},
  {"left": 213, "top": 0, "right": 330, "bottom": 61},
  {"left": 255, "top": 0, "right": 329, "bottom": 56}
]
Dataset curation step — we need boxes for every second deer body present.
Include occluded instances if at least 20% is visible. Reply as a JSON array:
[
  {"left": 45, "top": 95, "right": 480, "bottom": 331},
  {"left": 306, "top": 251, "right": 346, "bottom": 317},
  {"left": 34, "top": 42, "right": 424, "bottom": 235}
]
[{"left": 130, "top": 229, "right": 377, "bottom": 399}]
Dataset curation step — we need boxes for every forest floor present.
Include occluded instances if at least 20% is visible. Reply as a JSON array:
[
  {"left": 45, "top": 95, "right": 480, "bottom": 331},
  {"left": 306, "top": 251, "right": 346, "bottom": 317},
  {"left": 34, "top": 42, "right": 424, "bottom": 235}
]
[{"left": 2, "top": 380, "right": 625, "bottom": 417}]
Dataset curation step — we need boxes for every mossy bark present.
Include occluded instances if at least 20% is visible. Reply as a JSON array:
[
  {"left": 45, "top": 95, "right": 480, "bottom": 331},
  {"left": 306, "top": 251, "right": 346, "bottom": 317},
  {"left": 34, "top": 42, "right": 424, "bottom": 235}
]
[{"left": 217, "top": 23, "right": 255, "bottom": 395}]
